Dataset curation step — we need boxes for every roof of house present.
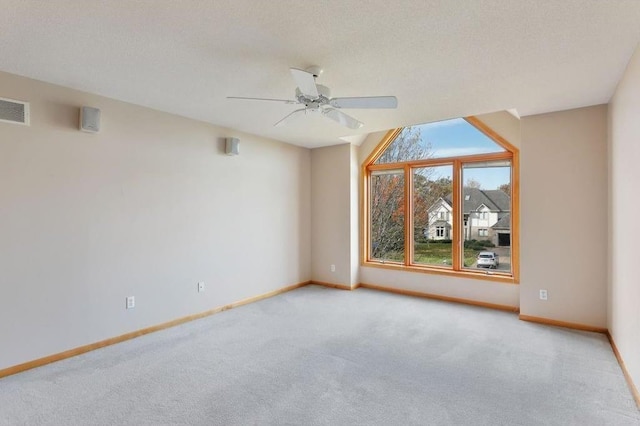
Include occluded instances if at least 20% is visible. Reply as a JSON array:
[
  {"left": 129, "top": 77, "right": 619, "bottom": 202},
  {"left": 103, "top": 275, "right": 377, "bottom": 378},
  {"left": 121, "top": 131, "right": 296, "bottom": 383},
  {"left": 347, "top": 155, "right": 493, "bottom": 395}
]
[
  {"left": 492, "top": 213, "right": 511, "bottom": 230},
  {"left": 443, "top": 187, "right": 510, "bottom": 212},
  {"left": 431, "top": 220, "right": 451, "bottom": 227}
]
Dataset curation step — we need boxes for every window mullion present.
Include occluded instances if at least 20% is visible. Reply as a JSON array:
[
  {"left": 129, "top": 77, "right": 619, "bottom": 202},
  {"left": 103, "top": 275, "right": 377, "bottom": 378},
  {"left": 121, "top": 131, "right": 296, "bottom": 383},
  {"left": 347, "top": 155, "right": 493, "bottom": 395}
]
[{"left": 452, "top": 160, "right": 462, "bottom": 271}]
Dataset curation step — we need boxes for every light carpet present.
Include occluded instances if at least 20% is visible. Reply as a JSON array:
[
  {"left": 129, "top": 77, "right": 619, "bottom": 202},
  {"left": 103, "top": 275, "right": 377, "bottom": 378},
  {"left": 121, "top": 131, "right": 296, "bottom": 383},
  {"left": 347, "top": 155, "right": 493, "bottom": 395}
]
[{"left": 1, "top": 285, "right": 638, "bottom": 425}]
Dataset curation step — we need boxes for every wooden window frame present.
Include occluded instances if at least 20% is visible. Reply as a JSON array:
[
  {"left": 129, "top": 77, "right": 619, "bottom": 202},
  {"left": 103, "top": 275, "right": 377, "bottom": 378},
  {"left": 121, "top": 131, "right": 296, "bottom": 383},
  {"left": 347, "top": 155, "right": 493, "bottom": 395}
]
[{"left": 361, "top": 116, "right": 520, "bottom": 284}]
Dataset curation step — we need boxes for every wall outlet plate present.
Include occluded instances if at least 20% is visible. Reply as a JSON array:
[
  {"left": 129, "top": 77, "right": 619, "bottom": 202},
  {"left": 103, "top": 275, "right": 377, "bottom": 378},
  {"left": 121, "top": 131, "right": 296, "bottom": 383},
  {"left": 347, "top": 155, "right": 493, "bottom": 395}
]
[
  {"left": 330, "top": 264, "right": 336, "bottom": 272},
  {"left": 539, "top": 289, "right": 548, "bottom": 301},
  {"left": 126, "top": 296, "right": 135, "bottom": 309},
  {"left": 198, "top": 282, "right": 205, "bottom": 292}
]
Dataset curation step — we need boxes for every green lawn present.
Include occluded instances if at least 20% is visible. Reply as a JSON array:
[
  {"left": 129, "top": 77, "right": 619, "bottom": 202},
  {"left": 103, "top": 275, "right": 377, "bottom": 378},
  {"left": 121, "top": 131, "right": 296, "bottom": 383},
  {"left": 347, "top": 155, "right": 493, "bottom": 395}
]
[
  {"left": 378, "top": 242, "right": 481, "bottom": 266},
  {"left": 415, "top": 242, "right": 480, "bottom": 266}
]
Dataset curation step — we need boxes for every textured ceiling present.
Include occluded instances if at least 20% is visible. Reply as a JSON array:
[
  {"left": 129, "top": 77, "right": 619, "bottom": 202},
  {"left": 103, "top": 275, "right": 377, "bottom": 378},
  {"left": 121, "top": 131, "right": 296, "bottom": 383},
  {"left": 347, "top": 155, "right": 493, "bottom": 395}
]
[{"left": 1, "top": 1, "right": 639, "bottom": 148}]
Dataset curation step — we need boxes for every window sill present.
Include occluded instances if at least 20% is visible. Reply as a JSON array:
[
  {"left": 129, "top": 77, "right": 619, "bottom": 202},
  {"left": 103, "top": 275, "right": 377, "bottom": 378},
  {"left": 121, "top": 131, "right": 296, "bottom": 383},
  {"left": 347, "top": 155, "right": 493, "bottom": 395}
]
[{"left": 361, "top": 260, "right": 518, "bottom": 285}]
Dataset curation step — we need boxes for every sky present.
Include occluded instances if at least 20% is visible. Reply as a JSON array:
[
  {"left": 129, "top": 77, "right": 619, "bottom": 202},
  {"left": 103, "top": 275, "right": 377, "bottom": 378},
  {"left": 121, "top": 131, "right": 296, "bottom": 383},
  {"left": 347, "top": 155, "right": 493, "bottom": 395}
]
[
  {"left": 423, "top": 165, "right": 510, "bottom": 193},
  {"left": 416, "top": 118, "right": 510, "bottom": 190}
]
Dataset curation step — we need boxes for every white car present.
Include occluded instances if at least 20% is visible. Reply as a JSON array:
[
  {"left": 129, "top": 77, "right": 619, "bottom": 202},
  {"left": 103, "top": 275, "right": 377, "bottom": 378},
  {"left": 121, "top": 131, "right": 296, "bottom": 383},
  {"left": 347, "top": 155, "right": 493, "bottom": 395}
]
[{"left": 477, "top": 251, "right": 499, "bottom": 269}]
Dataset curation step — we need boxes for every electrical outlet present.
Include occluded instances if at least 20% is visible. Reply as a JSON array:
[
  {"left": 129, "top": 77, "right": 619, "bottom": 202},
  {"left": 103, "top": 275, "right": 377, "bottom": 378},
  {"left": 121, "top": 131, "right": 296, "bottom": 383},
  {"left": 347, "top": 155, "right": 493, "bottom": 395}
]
[
  {"left": 539, "top": 289, "right": 548, "bottom": 301},
  {"left": 198, "top": 282, "right": 205, "bottom": 292},
  {"left": 126, "top": 296, "right": 135, "bottom": 309},
  {"left": 330, "top": 264, "right": 336, "bottom": 272}
]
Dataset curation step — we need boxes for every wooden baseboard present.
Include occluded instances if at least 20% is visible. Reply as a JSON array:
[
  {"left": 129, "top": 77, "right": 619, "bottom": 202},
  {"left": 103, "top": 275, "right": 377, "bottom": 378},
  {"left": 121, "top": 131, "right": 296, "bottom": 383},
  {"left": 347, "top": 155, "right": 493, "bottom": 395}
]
[
  {"left": 0, "top": 280, "right": 310, "bottom": 379},
  {"left": 310, "top": 280, "right": 357, "bottom": 291},
  {"left": 607, "top": 332, "right": 640, "bottom": 408},
  {"left": 518, "top": 314, "right": 607, "bottom": 334},
  {"left": 358, "top": 282, "right": 519, "bottom": 312}
]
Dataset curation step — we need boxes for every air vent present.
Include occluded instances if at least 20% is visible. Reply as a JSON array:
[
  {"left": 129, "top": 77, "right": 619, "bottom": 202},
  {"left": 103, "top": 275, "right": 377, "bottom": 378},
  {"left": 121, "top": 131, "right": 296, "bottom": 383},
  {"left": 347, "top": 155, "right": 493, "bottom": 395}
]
[{"left": 0, "top": 97, "right": 30, "bottom": 126}]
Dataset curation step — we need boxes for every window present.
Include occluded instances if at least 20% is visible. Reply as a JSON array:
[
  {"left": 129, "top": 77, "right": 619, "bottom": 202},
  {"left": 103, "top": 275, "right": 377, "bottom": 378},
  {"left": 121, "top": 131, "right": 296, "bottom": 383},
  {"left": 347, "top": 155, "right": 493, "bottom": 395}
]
[
  {"left": 363, "top": 116, "right": 519, "bottom": 283},
  {"left": 413, "top": 164, "right": 453, "bottom": 266},
  {"left": 462, "top": 161, "right": 512, "bottom": 273},
  {"left": 370, "top": 169, "right": 405, "bottom": 262}
]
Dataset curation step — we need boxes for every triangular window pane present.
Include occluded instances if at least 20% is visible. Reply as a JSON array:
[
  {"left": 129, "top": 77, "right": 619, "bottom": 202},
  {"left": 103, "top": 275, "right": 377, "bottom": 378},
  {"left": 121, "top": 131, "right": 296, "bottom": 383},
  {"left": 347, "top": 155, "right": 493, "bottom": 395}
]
[{"left": 375, "top": 118, "right": 506, "bottom": 164}]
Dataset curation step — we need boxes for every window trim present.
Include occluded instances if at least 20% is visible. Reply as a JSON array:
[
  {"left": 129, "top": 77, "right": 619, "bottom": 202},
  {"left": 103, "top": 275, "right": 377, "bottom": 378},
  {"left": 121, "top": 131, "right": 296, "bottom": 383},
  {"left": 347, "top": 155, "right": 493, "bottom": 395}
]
[{"left": 361, "top": 116, "right": 520, "bottom": 284}]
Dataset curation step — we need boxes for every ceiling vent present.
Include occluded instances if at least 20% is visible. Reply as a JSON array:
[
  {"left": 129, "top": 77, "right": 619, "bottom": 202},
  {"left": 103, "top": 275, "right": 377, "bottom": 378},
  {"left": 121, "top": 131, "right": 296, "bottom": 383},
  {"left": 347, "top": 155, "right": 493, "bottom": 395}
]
[{"left": 0, "top": 97, "right": 30, "bottom": 126}]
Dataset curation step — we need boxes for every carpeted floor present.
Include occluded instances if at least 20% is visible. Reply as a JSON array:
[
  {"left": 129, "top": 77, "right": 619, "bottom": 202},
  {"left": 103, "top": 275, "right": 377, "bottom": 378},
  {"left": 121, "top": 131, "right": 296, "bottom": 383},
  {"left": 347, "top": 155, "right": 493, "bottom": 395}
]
[{"left": 1, "top": 285, "right": 638, "bottom": 425}]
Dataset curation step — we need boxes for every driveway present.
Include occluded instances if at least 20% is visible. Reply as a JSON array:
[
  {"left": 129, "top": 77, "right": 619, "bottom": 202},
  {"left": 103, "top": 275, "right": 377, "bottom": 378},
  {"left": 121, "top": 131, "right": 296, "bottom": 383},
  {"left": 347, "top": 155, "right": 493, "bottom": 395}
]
[{"left": 470, "top": 246, "right": 511, "bottom": 272}]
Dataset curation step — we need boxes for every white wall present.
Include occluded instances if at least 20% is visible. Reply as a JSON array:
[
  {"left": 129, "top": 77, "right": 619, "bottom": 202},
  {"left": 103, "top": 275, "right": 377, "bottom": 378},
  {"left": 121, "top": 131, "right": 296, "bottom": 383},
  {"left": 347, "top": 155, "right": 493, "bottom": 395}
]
[
  {"left": 0, "top": 71, "right": 311, "bottom": 370},
  {"left": 357, "top": 112, "right": 520, "bottom": 308},
  {"left": 608, "top": 43, "right": 640, "bottom": 392},
  {"left": 520, "top": 105, "right": 608, "bottom": 327},
  {"left": 310, "top": 144, "right": 353, "bottom": 287}
]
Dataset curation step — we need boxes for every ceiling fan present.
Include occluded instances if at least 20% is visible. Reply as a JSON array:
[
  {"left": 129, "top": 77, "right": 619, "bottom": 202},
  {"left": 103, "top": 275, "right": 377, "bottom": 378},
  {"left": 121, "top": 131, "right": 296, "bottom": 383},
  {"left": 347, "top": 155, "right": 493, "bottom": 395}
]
[{"left": 227, "top": 66, "right": 398, "bottom": 129}]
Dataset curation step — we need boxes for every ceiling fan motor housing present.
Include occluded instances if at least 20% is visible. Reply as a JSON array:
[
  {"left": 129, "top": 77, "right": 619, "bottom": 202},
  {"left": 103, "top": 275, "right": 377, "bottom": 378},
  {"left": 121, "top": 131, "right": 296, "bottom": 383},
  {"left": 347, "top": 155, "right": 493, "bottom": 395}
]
[{"left": 296, "top": 84, "right": 331, "bottom": 108}]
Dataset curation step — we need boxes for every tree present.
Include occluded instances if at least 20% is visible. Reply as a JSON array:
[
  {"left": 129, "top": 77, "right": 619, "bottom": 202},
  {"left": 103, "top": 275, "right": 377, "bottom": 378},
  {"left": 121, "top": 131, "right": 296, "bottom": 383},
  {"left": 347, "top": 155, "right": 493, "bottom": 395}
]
[
  {"left": 465, "top": 178, "right": 481, "bottom": 189},
  {"left": 413, "top": 175, "right": 452, "bottom": 241},
  {"left": 375, "top": 127, "right": 430, "bottom": 164},
  {"left": 498, "top": 182, "right": 511, "bottom": 195},
  {"left": 370, "top": 173, "right": 405, "bottom": 258},
  {"left": 371, "top": 127, "right": 431, "bottom": 259}
]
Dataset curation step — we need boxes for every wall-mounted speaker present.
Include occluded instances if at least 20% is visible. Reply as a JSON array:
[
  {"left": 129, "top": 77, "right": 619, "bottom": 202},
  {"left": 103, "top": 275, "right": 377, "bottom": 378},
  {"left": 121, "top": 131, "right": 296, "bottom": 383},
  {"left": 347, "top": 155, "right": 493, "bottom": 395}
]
[
  {"left": 225, "top": 137, "right": 240, "bottom": 156},
  {"left": 80, "top": 106, "right": 101, "bottom": 133}
]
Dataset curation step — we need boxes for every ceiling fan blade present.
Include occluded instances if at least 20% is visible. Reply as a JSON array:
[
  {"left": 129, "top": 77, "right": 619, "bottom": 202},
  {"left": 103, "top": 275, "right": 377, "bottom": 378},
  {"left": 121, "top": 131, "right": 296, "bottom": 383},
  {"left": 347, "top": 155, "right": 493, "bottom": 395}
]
[
  {"left": 322, "top": 108, "right": 364, "bottom": 129},
  {"left": 274, "top": 108, "right": 307, "bottom": 127},
  {"left": 290, "top": 68, "right": 319, "bottom": 99},
  {"left": 227, "top": 96, "right": 298, "bottom": 104},
  {"left": 329, "top": 96, "right": 398, "bottom": 109}
]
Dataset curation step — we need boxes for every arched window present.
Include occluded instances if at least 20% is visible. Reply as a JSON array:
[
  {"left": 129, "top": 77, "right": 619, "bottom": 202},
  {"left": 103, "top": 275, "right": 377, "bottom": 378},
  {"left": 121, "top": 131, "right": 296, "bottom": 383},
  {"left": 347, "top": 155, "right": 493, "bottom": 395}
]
[{"left": 362, "top": 117, "right": 519, "bottom": 283}]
